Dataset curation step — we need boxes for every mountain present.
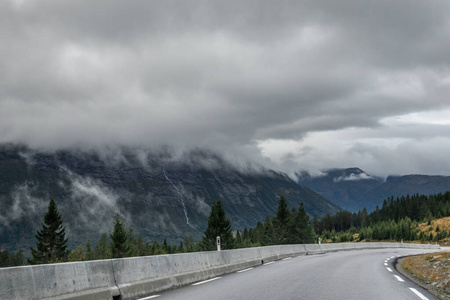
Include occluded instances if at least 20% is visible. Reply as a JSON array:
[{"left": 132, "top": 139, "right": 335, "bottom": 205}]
[
  {"left": 297, "top": 168, "right": 450, "bottom": 213},
  {"left": 296, "top": 168, "right": 382, "bottom": 212},
  {"left": 368, "top": 175, "right": 450, "bottom": 208},
  {"left": 0, "top": 144, "right": 340, "bottom": 252}
]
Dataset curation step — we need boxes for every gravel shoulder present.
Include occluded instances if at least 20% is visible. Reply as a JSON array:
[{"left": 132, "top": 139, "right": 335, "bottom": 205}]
[{"left": 396, "top": 252, "right": 450, "bottom": 300}]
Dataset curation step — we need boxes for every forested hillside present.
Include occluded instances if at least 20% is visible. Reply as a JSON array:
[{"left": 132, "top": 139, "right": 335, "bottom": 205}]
[
  {"left": 297, "top": 168, "right": 450, "bottom": 213},
  {"left": 316, "top": 192, "right": 450, "bottom": 243},
  {"left": 0, "top": 144, "right": 340, "bottom": 253}
]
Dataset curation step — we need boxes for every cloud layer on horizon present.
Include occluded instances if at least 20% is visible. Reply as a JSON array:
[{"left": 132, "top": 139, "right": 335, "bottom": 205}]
[{"left": 1, "top": 0, "right": 450, "bottom": 177}]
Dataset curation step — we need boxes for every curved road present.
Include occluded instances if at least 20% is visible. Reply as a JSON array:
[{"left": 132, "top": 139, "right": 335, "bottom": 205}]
[{"left": 141, "top": 248, "right": 441, "bottom": 300}]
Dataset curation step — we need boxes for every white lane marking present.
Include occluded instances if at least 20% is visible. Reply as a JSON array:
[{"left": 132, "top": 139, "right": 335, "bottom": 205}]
[
  {"left": 384, "top": 263, "right": 388, "bottom": 266},
  {"left": 394, "top": 275, "right": 405, "bottom": 282},
  {"left": 282, "top": 257, "right": 292, "bottom": 261},
  {"left": 391, "top": 256, "right": 395, "bottom": 259},
  {"left": 409, "top": 288, "right": 429, "bottom": 300},
  {"left": 237, "top": 267, "right": 254, "bottom": 273},
  {"left": 192, "top": 277, "right": 222, "bottom": 286},
  {"left": 264, "top": 261, "right": 275, "bottom": 266},
  {"left": 138, "top": 296, "right": 160, "bottom": 300},
  {"left": 386, "top": 258, "right": 390, "bottom": 261},
  {"left": 386, "top": 267, "right": 393, "bottom": 272}
]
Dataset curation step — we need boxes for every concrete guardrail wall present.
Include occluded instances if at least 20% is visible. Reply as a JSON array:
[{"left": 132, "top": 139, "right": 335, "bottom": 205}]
[{"left": 0, "top": 242, "right": 439, "bottom": 300}]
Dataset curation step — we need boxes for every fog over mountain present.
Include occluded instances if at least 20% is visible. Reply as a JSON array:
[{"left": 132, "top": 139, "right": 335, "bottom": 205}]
[
  {"left": 0, "top": 144, "right": 340, "bottom": 252},
  {"left": 1, "top": 1, "right": 450, "bottom": 178}
]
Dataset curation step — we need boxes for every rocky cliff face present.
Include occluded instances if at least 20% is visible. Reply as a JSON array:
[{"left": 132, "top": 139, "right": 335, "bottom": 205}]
[{"left": 0, "top": 144, "right": 340, "bottom": 251}]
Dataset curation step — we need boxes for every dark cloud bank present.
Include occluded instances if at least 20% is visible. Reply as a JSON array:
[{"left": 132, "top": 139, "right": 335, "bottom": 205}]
[{"left": 1, "top": 0, "right": 450, "bottom": 177}]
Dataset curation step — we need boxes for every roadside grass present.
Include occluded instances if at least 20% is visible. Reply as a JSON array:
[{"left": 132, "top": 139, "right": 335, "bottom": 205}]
[
  {"left": 402, "top": 252, "right": 450, "bottom": 298},
  {"left": 418, "top": 217, "right": 450, "bottom": 236}
]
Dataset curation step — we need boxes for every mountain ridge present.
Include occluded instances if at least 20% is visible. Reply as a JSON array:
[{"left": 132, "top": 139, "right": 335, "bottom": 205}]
[
  {"left": 297, "top": 168, "right": 450, "bottom": 213},
  {"left": 0, "top": 144, "right": 340, "bottom": 252}
]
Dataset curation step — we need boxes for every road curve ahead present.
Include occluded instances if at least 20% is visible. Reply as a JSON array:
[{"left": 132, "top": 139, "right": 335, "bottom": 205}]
[{"left": 143, "top": 248, "right": 440, "bottom": 300}]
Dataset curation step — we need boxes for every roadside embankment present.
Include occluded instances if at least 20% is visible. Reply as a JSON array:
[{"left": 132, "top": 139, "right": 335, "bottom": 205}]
[{"left": 397, "top": 251, "right": 449, "bottom": 299}]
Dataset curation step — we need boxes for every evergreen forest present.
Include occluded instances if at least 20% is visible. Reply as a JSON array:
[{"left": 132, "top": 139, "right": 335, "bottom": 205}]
[
  {"left": 316, "top": 192, "right": 450, "bottom": 243},
  {"left": 1, "top": 192, "right": 450, "bottom": 268}
]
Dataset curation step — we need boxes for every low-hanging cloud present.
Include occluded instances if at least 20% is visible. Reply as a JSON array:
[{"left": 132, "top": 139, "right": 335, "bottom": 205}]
[
  {"left": 0, "top": 182, "right": 47, "bottom": 226},
  {"left": 1, "top": 0, "right": 450, "bottom": 177},
  {"left": 62, "top": 168, "right": 122, "bottom": 234},
  {"left": 333, "top": 173, "right": 374, "bottom": 183}
]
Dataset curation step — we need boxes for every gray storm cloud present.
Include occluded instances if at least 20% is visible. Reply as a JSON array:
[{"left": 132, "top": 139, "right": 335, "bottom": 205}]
[{"left": 1, "top": 0, "right": 450, "bottom": 177}]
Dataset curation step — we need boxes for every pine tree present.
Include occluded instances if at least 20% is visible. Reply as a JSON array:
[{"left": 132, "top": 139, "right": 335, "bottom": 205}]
[
  {"left": 1, "top": 249, "right": 24, "bottom": 267},
  {"left": 110, "top": 213, "right": 129, "bottom": 258},
  {"left": 85, "top": 240, "right": 93, "bottom": 260},
  {"left": 201, "top": 199, "right": 234, "bottom": 251},
  {"left": 150, "top": 239, "right": 160, "bottom": 255},
  {"left": 262, "top": 216, "right": 274, "bottom": 246},
  {"left": 295, "top": 202, "right": 315, "bottom": 244},
  {"left": 94, "top": 233, "right": 111, "bottom": 259},
  {"left": 29, "top": 199, "right": 68, "bottom": 264},
  {"left": 273, "top": 195, "right": 290, "bottom": 244},
  {"left": 126, "top": 227, "right": 137, "bottom": 257}
]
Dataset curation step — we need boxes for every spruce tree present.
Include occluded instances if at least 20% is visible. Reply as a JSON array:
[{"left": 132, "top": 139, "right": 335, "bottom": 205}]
[
  {"left": 293, "top": 202, "right": 315, "bottom": 244},
  {"left": 110, "top": 213, "right": 129, "bottom": 258},
  {"left": 273, "top": 195, "right": 290, "bottom": 244},
  {"left": 262, "top": 216, "right": 274, "bottom": 246},
  {"left": 94, "top": 233, "right": 111, "bottom": 259},
  {"left": 201, "top": 199, "right": 234, "bottom": 251},
  {"left": 29, "top": 198, "right": 68, "bottom": 264}
]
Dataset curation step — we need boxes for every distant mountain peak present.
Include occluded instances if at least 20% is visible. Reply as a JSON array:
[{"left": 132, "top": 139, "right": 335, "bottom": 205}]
[
  {"left": 296, "top": 167, "right": 374, "bottom": 182},
  {"left": 332, "top": 168, "right": 374, "bottom": 182},
  {"left": 297, "top": 167, "right": 450, "bottom": 213}
]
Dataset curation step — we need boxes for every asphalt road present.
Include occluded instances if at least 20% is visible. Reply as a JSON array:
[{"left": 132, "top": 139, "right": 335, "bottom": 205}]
[{"left": 139, "top": 248, "right": 441, "bottom": 300}]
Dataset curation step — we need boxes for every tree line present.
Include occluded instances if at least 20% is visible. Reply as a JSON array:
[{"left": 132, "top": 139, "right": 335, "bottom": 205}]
[
  {"left": 316, "top": 192, "right": 450, "bottom": 243},
  {"left": 2, "top": 191, "right": 449, "bottom": 267},
  {"left": 1, "top": 195, "right": 315, "bottom": 267},
  {"left": 233, "top": 196, "right": 315, "bottom": 248}
]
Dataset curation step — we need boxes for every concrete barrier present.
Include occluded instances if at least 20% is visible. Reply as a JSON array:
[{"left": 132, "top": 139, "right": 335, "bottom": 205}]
[
  {"left": 258, "top": 245, "right": 306, "bottom": 263},
  {"left": 320, "top": 243, "right": 345, "bottom": 252},
  {"left": 114, "top": 245, "right": 310, "bottom": 299},
  {"left": 304, "top": 244, "right": 323, "bottom": 254},
  {"left": 112, "top": 248, "right": 265, "bottom": 299},
  {"left": 0, "top": 260, "right": 119, "bottom": 300},
  {"left": 1, "top": 242, "right": 440, "bottom": 300}
]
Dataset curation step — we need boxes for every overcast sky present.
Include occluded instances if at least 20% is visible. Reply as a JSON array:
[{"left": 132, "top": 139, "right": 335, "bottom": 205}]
[{"left": 1, "top": 0, "right": 450, "bottom": 178}]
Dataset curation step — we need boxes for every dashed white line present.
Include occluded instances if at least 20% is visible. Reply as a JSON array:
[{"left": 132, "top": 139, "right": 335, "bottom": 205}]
[
  {"left": 282, "top": 257, "right": 292, "bottom": 261},
  {"left": 237, "top": 267, "right": 254, "bottom": 273},
  {"left": 409, "top": 288, "right": 429, "bottom": 300},
  {"left": 394, "top": 275, "right": 405, "bottom": 282},
  {"left": 384, "top": 263, "right": 388, "bottom": 266},
  {"left": 192, "top": 277, "right": 222, "bottom": 286},
  {"left": 138, "top": 296, "right": 160, "bottom": 300},
  {"left": 386, "top": 267, "right": 393, "bottom": 272},
  {"left": 263, "top": 261, "right": 275, "bottom": 266}
]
